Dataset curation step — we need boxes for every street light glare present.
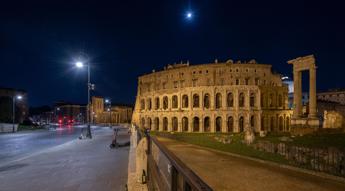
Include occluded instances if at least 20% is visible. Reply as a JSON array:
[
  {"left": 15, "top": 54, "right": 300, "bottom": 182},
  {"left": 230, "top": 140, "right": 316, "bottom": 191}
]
[
  {"left": 105, "top": 99, "right": 109, "bottom": 103},
  {"left": 16, "top": 95, "right": 22, "bottom": 100},
  {"left": 186, "top": 12, "right": 192, "bottom": 19},
  {"left": 76, "top": 61, "right": 84, "bottom": 68}
]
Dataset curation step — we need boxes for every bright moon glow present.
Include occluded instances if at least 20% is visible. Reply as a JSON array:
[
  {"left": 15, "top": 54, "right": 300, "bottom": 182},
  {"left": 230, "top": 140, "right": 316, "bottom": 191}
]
[
  {"left": 186, "top": 12, "right": 192, "bottom": 19},
  {"left": 76, "top": 61, "right": 84, "bottom": 68}
]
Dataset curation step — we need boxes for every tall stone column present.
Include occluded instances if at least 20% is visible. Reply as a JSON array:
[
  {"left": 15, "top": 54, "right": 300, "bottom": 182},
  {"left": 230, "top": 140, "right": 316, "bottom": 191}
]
[
  {"left": 309, "top": 67, "right": 317, "bottom": 118},
  {"left": 293, "top": 71, "right": 302, "bottom": 118}
]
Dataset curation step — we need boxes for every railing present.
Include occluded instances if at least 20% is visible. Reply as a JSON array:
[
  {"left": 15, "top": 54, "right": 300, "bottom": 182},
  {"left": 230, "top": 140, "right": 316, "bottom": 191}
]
[{"left": 141, "top": 130, "right": 212, "bottom": 191}]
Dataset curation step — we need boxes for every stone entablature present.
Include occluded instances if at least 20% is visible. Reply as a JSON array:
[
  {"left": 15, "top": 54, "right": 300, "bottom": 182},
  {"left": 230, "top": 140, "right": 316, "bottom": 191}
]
[{"left": 132, "top": 60, "right": 292, "bottom": 133}]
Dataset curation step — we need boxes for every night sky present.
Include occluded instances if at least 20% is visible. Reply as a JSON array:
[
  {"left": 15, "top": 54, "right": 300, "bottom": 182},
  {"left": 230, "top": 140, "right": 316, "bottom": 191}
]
[{"left": 1, "top": 0, "right": 344, "bottom": 107}]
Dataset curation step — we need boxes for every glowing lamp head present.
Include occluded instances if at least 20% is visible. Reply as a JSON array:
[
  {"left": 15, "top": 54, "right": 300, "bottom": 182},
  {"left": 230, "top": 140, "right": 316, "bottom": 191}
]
[
  {"left": 76, "top": 61, "right": 84, "bottom": 68},
  {"left": 105, "top": 99, "right": 110, "bottom": 103},
  {"left": 186, "top": 12, "right": 192, "bottom": 19},
  {"left": 16, "top": 95, "right": 23, "bottom": 100}
]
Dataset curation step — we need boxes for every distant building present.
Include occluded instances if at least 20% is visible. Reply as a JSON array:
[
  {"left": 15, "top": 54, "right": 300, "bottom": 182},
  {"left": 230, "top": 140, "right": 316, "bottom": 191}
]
[
  {"left": 0, "top": 87, "right": 28, "bottom": 123},
  {"left": 317, "top": 89, "right": 345, "bottom": 105},
  {"left": 91, "top": 96, "right": 133, "bottom": 124},
  {"left": 54, "top": 101, "right": 87, "bottom": 124}
]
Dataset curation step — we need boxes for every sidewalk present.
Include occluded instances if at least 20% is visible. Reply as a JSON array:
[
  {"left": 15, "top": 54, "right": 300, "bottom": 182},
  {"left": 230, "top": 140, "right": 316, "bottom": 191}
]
[
  {"left": 0, "top": 127, "right": 129, "bottom": 191},
  {"left": 157, "top": 137, "right": 345, "bottom": 191}
]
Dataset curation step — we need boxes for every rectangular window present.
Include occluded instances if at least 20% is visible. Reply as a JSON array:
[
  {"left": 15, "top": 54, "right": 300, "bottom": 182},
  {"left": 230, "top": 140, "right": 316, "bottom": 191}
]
[{"left": 174, "top": 81, "right": 178, "bottom": 88}]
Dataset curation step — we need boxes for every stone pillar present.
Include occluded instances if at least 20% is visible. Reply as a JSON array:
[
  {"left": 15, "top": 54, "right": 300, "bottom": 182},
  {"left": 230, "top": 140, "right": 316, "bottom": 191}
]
[
  {"left": 309, "top": 67, "right": 317, "bottom": 118},
  {"left": 293, "top": 71, "right": 302, "bottom": 118}
]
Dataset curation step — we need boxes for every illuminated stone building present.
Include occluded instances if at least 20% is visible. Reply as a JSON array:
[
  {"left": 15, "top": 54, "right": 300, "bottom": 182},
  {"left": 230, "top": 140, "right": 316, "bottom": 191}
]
[{"left": 132, "top": 59, "right": 292, "bottom": 133}]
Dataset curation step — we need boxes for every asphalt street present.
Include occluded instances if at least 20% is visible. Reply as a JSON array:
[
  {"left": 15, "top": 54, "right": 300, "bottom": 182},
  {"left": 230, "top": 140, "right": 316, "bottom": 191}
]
[{"left": 0, "top": 125, "right": 130, "bottom": 191}]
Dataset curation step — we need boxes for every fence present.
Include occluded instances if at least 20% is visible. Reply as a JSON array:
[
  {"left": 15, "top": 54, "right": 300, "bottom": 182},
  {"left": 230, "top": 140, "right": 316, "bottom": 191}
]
[
  {"left": 253, "top": 141, "right": 345, "bottom": 177},
  {"left": 138, "top": 129, "right": 212, "bottom": 191}
]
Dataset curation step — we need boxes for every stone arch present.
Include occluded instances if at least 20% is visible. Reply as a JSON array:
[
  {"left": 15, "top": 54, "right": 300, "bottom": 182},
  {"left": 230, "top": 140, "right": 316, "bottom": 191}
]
[
  {"left": 261, "top": 116, "right": 265, "bottom": 131},
  {"left": 163, "top": 117, "right": 168, "bottom": 131},
  {"left": 278, "top": 94, "right": 283, "bottom": 107},
  {"left": 270, "top": 116, "right": 275, "bottom": 131},
  {"left": 215, "top": 93, "right": 222, "bottom": 109},
  {"left": 140, "top": 99, "right": 145, "bottom": 110},
  {"left": 204, "top": 117, "right": 210, "bottom": 132},
  {"left": 250, "top": 93, "right": 255, "bottom": 107},
  {"left": 154, "top": 117, "right": 159, "bottom": 131},
  {"left": 182, "top": 95, "right": 188, "bottom": 108},
  {"left": 163, "top": 96, "right": 168, "bottom": 110},
  {"left": 239, "top": 116, "right": 244, "bottom": 132},
  {"left": 172, "top": 117, "right": 178, "bottom": 131},
  {"left": 215, "top": 117, "right": 222, "bottom": 132},
  {"left": 141, "top": 117, "right": 145, "bottom": 128},
  {"left": 227, "top": 92, "right": 234, "bottom": 107},
  {"left": 269, "top": 93, "right": 274, "bottom": 107},
  {"left": 204, "top": 93, "right": 210, "bottom": 109},
  {"left": 239, "top": 93, "right": 245, "bottom": 107},
  {"left": 182, "top": 117, "right": 188, "bottom": 132},
  {"left": 147, "top": 98, "right": 152, "bottom": 110},
  {"left": 147, "top": 117, "right": 152, "bottom": 129},
  {"left": 286, "top": 116, "right": 290, "bottom": 131},
  {"left": 193, "top": 117, "right": 200, "bottom": 132},
  {"left": 155, "top": 97, "right": 160, "bottom": 110},
  {"left": 250, "top": 115, "right": 255, "bottom": 128},
  {"left": 261, "top": 93, "right": 265, "bottom": 107},
  {"left": 227, "top": 116, "right": 234, "bottom": 132},
  {"left": 193, "top": 94, "right": 200, "bottom": 108},
  {"left": 279, "top": 116, "right": 284, "bottom": 131},
  {"left": 172, "top": 95, "right": 178, "bottom": 109}
]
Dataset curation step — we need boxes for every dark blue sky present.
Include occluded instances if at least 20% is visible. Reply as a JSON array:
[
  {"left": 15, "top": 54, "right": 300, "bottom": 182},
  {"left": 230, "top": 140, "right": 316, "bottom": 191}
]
[{"left": 1, "top": 0, "right": 344, "bottom": 106}]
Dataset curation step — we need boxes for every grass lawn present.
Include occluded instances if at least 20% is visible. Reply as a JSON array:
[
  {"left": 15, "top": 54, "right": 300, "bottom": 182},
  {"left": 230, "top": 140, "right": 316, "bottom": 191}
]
[
  {"left": 258, "top": 133, "right": 345, "bottom": 149},
  {"left": 150, "top": 131, "right": 289, "bottom": 164}
]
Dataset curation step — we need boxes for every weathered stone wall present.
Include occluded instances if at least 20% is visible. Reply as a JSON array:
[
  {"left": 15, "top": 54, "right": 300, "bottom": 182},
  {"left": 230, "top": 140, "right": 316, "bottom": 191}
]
[
  {"left": 132, "top": 60, "right": 292, "bottom": 133},
  {"left": 0, "top": 123, "right": 18, "bottom": 133},
  {"left": 323, "top": 111, "right": 344, "bottom": 129},
  {"left": 252, "top": 141, "right": 345, "bottom": 177}
]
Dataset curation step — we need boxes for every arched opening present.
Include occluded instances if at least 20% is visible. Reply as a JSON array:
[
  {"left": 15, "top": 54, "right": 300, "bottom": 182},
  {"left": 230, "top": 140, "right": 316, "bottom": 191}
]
[
  {"left": 148, "top": 118, "right": 152, "bottom": 130},
  {"left": 239, "top": 116, "right": 244, "bottom": 132},
  {"left": 227, "top": 93, "right": 234, "bottom": 107},
  {"left": 269, "top": 93, "right": 274, "bottom": 107},
  {"left": 250, "top": 115, "right": 255, "bottom": 129},
  {"left": 182, "top": 95, "right": 188, "bottom": 108},
  {"left": 193, "top": 94, "right": 200, "bottom": 108},
  {"left": 250, "top": 93, "right": 255, "bottom": 107},
  {"left": 270, "top": 116, "right": 274, "bottom": 131},
  {"left": 182, "top": 117, "right": 188, "bottom": 132},
  {"left": 227, "top": 116, "right": 234, "bottom": 132},
  {"left": 163, "top": 117, "right": 168, "bottom": 131},
  {"left": 154, "top": 117, "right": 159, "bottom": 131},
  {"left": 278, "top": 94, "right": 283, "bottom": 107},
  {"left": 239, "top": 93, "right": 245, "bottom": 107},
  {"left": 163, "top": 96, "right": 168, "bottom": 110},
  {"left": 215, "top": 117, "right": 222, "bottom": 132},
  {"left": 261, "top": 93, "right": 265, "bottom": 107},
  {"left": 204, "top": 93, "right": 210, "bottom": 109},
  {"left": 215, "top": 93, "right": 222, "bottom": 109},
  {"left": 155, "top": 97, "right": 160, "bottom": 110},
  {"left": 140, "top": 99, "right": 145, "bottom": 110},
  {"left": 141, "top": 117, "right": 145, "bottom": 128},
  {"left": 204, "top": 117, "right": 210, "bottom": 132},
  {"left": 193, "top": 117, "right": 199, "bottom": 132},
  {"left": 147, "top": 98, "right": 152, "bottom": 110},
  {"left": 279, "top": 116, "right": 284, "bottom": 131},
  {"left": 286, "top": 117, "right": 290, "bottom": 131},
  {"left": 172, "top": 95, "right": 178, "bottom": 108},
  {"left": 261, "top": 117, "right": 265, "bottom": 131},
  {"left": 172, "top": 117, "right": 178, "bottom": 131}
]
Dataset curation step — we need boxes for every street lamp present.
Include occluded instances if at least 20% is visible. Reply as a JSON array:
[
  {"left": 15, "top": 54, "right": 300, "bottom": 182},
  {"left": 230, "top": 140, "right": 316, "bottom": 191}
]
[
  {"left": 13, "top": 95, "right": 22, "bottom": 133},
  {"left": 75, "top": 54, "right": 93, "bottom": 139}
]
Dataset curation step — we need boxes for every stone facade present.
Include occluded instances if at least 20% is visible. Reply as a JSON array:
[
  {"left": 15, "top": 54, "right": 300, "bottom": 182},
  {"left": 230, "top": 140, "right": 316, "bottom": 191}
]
[
  {"left": 317, "top": 90, "right": 345, "bottom": 105},
  {"left": 132, "top": 59, "right": 292, "bottom": 133},
  {"left": 91, "top": 96, "right": 133, "bottom": 124}
]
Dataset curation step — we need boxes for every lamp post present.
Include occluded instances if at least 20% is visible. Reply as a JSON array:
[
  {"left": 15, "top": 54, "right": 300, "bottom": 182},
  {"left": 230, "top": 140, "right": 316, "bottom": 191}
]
[
  {"left": 75, "top": 55, "right": 93, "bottom": 139},
  {"left": 12, "top": 95, "right": 22, "bottom": 133}
]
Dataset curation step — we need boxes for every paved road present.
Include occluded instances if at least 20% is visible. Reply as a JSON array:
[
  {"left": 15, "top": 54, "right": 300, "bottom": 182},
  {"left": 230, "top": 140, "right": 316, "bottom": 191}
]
[
  {"left": 0, "top": 125, "right": 130, "bottom": 191},
  {"left": 158, "top": 137, "right": 345, "bottom": 191}
]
